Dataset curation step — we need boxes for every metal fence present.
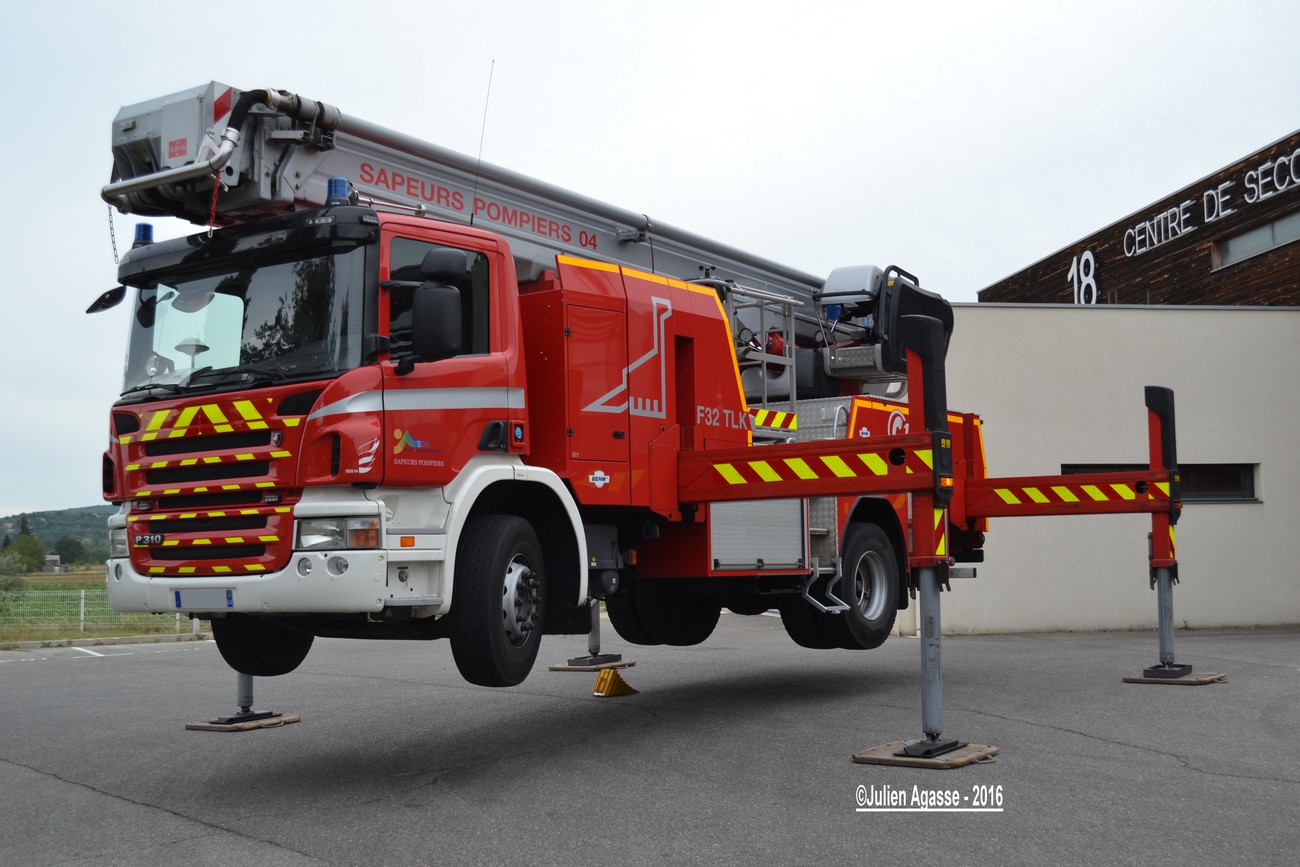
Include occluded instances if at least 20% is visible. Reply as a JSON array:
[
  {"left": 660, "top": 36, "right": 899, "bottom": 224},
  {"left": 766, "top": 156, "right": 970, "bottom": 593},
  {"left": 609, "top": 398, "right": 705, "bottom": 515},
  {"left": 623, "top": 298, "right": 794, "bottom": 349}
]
[{"left": 0, "top": 587, "right": 198, "bottom": 641}]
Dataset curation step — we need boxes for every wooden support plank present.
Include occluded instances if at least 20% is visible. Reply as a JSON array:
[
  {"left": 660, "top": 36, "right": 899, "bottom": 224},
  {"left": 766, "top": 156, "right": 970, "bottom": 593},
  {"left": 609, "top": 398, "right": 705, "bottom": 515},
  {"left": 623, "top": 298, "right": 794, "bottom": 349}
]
[
  {"left": 185, "top": 714, "right": 301, "bottom": 732},
  {"left": 853, "top": 740, "right": 1000, "bottom": 769}
]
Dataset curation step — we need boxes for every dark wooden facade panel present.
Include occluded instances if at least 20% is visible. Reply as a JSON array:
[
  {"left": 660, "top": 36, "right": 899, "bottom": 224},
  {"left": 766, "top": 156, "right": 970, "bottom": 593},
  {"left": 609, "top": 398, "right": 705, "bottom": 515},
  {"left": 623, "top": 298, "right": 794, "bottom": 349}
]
[{"left": 980, "top": 131, "right": 1300, "bottom": 306}]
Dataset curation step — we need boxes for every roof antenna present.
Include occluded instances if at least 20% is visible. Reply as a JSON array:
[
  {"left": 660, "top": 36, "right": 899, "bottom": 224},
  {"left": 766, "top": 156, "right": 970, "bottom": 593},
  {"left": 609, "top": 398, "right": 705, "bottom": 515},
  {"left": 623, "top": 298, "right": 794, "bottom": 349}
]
[{"left": 470, "top": 60, "right": 495, "bottom": 227}]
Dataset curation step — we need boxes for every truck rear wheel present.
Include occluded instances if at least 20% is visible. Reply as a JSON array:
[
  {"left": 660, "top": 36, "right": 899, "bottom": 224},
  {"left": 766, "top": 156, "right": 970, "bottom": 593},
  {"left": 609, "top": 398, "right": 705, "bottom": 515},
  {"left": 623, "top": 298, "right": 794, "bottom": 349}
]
[
  {"left": 607, "top": 584, "right": 720, "bottom": 646},
  {"left": 605, "top": 591, "right": 660, "bottom": 646},
  {"left": 822, "top": 523, "right": 899, "bottom": 650},
  {"left": 633, "top": 588, "right": 721, "bottom": 647},
  {"left": 778, "top": 598, "right": 838, "bottom": 649},
  {"left": 449, "top": 515, "right": 545, "bottom": 687},
  {"left": 210, "top": 615, "right": 314, "bottom": 677}
]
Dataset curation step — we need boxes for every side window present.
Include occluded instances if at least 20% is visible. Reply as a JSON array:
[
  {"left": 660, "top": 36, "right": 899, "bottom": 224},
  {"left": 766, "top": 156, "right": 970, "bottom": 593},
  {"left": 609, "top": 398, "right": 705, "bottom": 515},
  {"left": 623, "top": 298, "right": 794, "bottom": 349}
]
[{"left": 388, "top": 238, "right": 492, "bottom": 361}]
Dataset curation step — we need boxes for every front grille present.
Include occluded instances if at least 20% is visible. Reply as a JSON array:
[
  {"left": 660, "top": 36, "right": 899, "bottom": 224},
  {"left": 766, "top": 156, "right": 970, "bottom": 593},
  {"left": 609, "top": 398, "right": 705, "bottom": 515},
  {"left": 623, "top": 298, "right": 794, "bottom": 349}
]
[
  {"left": 145, "top": 515, "right": 267, "bottom": 534},
  {"left": 152, "top": 544, "right": 266, "bottom": 561},
  {"left": 119, "top": 393, "right": 306, "bottom": 577},
  {"left": 145, "top": 461, "right": 271, "bottom": 485},
  {"left": 152, "top": 491, "right": 270, "bottom": 510},
  {"left": 145, "top": 430, "right": 271, "bottom": 456}
]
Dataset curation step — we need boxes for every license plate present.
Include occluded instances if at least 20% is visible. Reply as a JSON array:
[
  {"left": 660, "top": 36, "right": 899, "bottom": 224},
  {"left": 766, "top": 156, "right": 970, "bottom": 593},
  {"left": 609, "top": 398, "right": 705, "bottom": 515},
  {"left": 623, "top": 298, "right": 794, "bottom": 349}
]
[{"left": 173, "top": 588, "right": 235, "bottom": 610}]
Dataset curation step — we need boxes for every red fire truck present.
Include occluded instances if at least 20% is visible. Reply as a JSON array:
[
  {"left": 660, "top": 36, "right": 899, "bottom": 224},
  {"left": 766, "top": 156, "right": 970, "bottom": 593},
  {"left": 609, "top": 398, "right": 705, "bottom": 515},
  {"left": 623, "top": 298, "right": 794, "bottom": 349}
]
[{"left": 93, "top": 84, "right": 1181, "bottom": 715}]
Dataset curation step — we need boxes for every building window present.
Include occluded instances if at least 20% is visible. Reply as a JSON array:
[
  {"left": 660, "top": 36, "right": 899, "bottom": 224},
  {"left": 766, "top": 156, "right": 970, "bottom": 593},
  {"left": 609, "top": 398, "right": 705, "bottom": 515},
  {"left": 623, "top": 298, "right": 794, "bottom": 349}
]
[
  {"left": 1061, "top": 464, "right": 1258, "bottom": 504},
  {"left": 1215, "top": 209, "right": 1300, "bottom": 268}
]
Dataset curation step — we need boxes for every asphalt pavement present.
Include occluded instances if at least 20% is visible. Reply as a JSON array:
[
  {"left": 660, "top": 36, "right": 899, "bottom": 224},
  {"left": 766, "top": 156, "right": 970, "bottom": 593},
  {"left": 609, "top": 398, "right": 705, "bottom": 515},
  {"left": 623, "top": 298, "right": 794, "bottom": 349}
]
[{"left": 1, "top": 614, "right": 1296, "bottom": 866}]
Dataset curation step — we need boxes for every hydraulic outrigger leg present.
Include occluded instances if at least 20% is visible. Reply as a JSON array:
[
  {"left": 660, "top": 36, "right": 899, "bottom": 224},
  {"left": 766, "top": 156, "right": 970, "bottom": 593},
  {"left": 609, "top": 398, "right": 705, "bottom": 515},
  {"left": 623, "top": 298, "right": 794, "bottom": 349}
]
[
  {"left": 896, "top": 316, "right": 967, "bottom": 759},
  {"left": 1141, "top": 386, "right": 1192, "bottom": 679},
  {"left": 567, "top": 598, "right": 624, "bottom": 668},
  {"left": 901, "top": 564, "right": 966, "bottom": 758},
  {"left": 1146, "top": 566, "right": 1190, "bottom": 678}
]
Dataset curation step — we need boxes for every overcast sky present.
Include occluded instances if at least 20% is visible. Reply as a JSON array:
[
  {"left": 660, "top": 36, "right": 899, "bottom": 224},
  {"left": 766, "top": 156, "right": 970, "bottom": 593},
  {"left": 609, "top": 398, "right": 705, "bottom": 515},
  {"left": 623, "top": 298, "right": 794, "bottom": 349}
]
[{"left": 2, "top": 0, "right": 1297, "bottom": 518}]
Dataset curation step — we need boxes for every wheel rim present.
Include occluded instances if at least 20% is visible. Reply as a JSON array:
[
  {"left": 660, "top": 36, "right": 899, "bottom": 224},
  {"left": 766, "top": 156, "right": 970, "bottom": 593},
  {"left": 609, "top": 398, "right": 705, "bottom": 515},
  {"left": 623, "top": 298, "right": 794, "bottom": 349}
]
[
  {"left": 501, "top": 555, "right": 540, "bottom": 648},
  {"left": 848, "top": 550, "right": 889, "bottom": 622}
]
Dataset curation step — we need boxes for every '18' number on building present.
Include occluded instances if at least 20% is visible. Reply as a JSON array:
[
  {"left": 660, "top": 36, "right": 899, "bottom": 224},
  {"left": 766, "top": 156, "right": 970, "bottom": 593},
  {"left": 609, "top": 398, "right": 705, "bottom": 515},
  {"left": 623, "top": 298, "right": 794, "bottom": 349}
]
[{"left": 1068, "top": 250, "right": 1098, "bottom": 304}]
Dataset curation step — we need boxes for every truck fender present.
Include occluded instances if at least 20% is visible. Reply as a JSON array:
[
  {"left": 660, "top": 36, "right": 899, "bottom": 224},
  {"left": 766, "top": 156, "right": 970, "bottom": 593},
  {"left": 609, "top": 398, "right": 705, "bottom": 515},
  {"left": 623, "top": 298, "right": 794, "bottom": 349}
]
[
  {"left": 439, "top": 455, "right": 588, "bottom": 612},
  {"left": 842, "top": 496, "right": 910, "bottom": 610}
]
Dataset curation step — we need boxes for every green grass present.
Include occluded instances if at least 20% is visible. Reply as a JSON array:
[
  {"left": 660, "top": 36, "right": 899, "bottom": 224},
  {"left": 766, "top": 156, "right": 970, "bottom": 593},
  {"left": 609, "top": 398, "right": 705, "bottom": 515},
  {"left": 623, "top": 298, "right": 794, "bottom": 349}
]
[{"left": 0, "top": 583, "right": 201, "bottom": 644}]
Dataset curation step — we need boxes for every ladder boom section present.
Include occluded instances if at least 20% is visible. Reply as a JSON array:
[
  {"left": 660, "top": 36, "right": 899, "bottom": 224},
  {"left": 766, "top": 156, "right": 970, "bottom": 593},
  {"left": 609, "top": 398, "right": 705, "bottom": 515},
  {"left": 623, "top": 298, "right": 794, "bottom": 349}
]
[
  {"left": 336, "top": 114, "right": 824, "bottom": 297},
  {"left": 103, "top": 82, "right": 824, "bottom": 302}
]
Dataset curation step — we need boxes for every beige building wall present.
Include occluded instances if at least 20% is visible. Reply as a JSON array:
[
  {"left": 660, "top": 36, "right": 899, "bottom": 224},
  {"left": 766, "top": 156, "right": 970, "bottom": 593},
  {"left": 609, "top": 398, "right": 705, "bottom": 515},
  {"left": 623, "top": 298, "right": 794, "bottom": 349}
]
[{"left": 917, "top": 303, "right": 1300, "bottom": 633}]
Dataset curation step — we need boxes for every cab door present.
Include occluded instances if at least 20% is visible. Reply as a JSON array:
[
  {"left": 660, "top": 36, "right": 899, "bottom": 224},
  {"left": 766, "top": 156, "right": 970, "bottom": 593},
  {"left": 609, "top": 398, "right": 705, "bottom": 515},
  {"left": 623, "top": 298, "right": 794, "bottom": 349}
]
[{"left": 380, "top": 229, "right": 518, "bottom": 488}]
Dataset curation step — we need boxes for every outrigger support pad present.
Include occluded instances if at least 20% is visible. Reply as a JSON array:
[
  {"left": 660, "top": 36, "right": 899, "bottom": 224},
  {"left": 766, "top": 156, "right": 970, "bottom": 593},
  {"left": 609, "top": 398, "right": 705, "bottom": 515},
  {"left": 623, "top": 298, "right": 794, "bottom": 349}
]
[
  {"left": 213, "top": 672, "right": 280, "bottom": 725},
  {"left": 898, "top": 735, "right": 967, "bottom": 759}
]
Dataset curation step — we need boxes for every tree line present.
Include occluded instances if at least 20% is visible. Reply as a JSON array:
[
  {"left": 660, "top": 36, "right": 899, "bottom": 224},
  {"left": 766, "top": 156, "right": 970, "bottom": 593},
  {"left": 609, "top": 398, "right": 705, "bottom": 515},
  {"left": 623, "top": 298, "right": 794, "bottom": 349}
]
[{"left": 1, "top": 514, "right": 110, "bottom": 580}]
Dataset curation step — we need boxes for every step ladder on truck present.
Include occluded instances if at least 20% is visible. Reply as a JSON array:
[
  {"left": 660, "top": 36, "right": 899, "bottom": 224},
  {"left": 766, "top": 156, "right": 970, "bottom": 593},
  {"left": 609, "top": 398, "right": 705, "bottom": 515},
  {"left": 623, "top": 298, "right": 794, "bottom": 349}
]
[{"left": 92, "top": 83, "right": 1188, "bottom": 755}]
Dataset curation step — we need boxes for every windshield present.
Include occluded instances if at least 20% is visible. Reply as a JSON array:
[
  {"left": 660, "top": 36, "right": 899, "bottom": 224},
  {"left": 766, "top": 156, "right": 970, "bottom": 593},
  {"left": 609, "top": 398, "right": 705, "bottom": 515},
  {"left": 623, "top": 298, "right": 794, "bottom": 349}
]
[{"left": 121, "top": 245, "right": 367, "bottom": 395}]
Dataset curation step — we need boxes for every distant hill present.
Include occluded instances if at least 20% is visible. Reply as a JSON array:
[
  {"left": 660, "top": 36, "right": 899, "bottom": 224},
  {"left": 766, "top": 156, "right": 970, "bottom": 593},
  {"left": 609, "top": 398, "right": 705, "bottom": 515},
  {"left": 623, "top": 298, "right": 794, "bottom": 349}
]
[{"left": 1, "top": 506, "right": 115, "bottom": 547}]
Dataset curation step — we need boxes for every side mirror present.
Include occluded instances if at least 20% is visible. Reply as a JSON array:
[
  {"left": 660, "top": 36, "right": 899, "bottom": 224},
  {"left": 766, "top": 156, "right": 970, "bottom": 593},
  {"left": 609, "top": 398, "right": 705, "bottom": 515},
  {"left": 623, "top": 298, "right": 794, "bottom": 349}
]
[
  {"left": 392, "top": 248, "right": 468, "bottom": 374},
  {"left": 410, "top": 284, "right": 462, "bottom": 364},
  {"left": 86, "top": 286, "right": 126, "bottom": 314}
]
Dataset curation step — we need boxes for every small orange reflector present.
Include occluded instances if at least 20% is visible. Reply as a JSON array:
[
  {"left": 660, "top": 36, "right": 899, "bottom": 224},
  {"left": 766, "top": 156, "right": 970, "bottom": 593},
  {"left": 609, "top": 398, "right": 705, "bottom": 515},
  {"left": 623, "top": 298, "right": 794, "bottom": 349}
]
[
  {"left": 400, "top": 536, "right": 415, "bottom": 548},
  {"left": 939, "top": 476, "right": 955, "bottom": 488}
]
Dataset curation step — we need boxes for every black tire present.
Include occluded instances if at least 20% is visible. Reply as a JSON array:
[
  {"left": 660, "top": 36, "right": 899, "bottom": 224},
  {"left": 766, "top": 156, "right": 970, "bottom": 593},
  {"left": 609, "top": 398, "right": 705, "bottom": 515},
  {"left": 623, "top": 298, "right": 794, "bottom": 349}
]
[
  {"left": 605, "top": 591, "right": 660, "bottom": 646},
  {"left": 821, "top": 523, "right": 899, "bottom": 650},
  {"left": 778, "top": 596, "right": 838, "bottom": 649},
  {"left": 210, "top": 615, "right": 314, "bottom": 677},
  {"left": 633, "top": 587, "right": 721, "bottom": 647},
  {"left": 725, "top": 596, "right": 771, "bottom": 616},
  {"left": 449, "top": 515, "right": 545, "bottom": 687}
]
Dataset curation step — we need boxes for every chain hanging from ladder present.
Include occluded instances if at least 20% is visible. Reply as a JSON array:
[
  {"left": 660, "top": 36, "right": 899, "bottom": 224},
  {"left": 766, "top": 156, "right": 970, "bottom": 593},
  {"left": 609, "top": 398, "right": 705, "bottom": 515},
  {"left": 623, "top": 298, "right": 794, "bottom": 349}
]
[
  {"left": 107, "top": 204, "right": 120, "bottom": 265},
  {"left": 208, "top": 172, "right": 223, "bottom": 238}
]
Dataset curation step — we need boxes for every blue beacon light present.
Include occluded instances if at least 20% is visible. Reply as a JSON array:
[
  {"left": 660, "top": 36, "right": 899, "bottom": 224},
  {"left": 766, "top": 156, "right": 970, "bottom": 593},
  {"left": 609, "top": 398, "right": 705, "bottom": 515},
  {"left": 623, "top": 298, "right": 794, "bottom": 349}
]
[{"left": 326, "top": 176, "right": 351, "bottom": 206}]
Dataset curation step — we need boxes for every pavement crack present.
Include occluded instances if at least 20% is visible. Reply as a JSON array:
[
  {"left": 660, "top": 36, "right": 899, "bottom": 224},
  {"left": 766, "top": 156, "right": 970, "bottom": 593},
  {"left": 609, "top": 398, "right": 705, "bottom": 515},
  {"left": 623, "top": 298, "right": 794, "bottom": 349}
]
[
  {"left": 0, "top": 756, "right": 323, "bottom": 863},
  {"left": 953, "top": 707, "right": 1300, "bottom": 786}
]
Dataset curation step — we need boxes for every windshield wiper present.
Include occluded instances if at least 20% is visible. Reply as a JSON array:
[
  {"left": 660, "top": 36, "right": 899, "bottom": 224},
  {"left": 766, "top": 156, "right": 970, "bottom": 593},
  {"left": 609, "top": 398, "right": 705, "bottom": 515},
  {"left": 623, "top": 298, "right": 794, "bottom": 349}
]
[
  {"left": 185, "top": 364, "right": 292, "bottom": 388},
  {"left": 120, "top": 381, "right": 184, "bottom": 397},
  {"left": 120, "top": 365, "right": 215, "bottom": 397},
  {"left": 236, "top": 366, "right": 293, "bottom": 387}
]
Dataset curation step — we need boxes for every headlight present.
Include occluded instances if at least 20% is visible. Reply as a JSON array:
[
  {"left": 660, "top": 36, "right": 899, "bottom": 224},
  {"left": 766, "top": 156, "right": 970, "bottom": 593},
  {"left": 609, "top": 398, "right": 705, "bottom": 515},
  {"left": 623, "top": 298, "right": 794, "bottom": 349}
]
[
  {"left": 109, "top": 528, "right": 128, "bottom": 558},
  {"left": 295, "top": 516, "right": 380, "bottom": 550}
]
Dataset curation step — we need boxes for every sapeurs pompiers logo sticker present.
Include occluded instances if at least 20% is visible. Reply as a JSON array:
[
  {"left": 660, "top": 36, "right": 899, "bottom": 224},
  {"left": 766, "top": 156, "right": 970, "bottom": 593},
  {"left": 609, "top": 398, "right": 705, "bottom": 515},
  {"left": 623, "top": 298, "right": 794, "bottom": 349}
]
[
  {"left": 392, "top": 429, "right": 445, "bottom": 468},
  {"left": 393, "top": 428, "right": 429, "bottom": 454}
]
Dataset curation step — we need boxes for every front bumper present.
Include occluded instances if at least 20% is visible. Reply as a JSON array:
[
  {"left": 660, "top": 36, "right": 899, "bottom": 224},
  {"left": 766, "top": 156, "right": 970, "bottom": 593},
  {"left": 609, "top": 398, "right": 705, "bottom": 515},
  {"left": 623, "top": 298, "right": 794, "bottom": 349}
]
[{"left": 106, "top": 549, "right": 392, "bottom": 615}]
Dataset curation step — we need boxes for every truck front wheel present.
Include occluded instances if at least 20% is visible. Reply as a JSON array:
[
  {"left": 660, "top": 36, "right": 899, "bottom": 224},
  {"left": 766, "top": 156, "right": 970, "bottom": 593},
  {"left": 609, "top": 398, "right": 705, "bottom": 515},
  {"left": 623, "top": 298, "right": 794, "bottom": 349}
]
[
  {"left": 449, "top": 515, "right": 545, "bottom": 687},
  {"left": 210, "top": 615, "right": 314, "bottom": 677}
]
